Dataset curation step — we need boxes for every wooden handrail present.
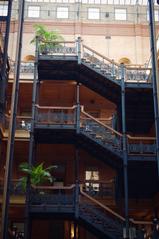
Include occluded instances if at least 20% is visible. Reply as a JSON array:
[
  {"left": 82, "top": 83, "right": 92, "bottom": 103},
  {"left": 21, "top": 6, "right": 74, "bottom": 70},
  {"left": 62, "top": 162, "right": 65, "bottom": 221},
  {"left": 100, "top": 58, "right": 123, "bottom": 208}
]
[
  {"left": 127, "top": 135, "right": 156, "bottom": 141},
  {"left": 32, "top": 184, "right": 75, "bottom": 190},
  {"left": 81, "top": 109, "right": 123, "bottom": 137},
  {"left": 80, "top": 186, "right": 125, "bottom": 221},
  {"left": 83, "top": 45, "right": 151, "bottom": 72},
  {"left": 5, "top": 114, "right": 32, "bottom": 120},
  {"left": 126, "top": 66, "right": 151, "bottom": 71},
  {"left": 83, "top": 44, "right": 120, "bottom": 67},
  {"left": 35, "top": 104, "right": 77, "bottom": 110},
  {"left": 80, "top": 186, "right": 152, "bottom": 225},
  {"left": 4, "top": 110, "right": 156, "bottom": 143},
  {"left": 38, "top": 40, "right": 75, "bottom": 44}
]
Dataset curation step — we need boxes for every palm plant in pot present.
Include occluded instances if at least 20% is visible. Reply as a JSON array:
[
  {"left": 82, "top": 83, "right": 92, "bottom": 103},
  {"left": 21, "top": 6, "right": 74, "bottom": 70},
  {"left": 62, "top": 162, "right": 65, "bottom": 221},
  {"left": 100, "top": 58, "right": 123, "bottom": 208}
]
[
  {"left": 17, "top": 162, "right": 56, "bottom": 192},
  {"left": 30, "top": 24, "right": 64, "bottom": 54}
]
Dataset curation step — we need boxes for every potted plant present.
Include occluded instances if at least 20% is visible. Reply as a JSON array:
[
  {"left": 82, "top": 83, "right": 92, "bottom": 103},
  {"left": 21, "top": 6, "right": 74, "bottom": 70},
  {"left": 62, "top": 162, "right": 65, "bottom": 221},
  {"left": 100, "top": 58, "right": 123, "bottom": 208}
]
[
  {"left": 30, "top": 24, "right": 64, "bottom": 54},
  {"left": 17, "top": 162, "right": 56, "bottom": 192}
]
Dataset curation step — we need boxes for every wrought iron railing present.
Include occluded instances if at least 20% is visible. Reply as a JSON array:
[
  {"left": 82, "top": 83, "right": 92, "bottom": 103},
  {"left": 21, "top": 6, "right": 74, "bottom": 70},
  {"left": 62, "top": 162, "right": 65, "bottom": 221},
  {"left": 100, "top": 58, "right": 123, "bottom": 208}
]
[
  {"left": 0, "top": 179, "right": 25, "bottom": 195},
  {"left": 8, "top": 39, "right": 152, "bottom": 83},
  {"left": 82, "top": 44, "right": 122, "bottom": 81},
  {"left": 35, "top": 105, "right": 76, "bottom": 126},
  {"left": 38, "top": 40, "right": 77, "bottom": 56},
  {"left": 125, "top": 67, "right": 151, "bottom": 82},
  {"left": 127, "top": 135, "right": 156, "bottom": 155},
  {"left": 1, "top": 107, "right": 156, "bottom": 156},
  {"left": 4, "top": 114, "right": 31, "bottom": 130},
  {"left": 82, "top": 44, "right": 151, "bottom": 83},
  {"left": 80, "top": 108, "right": 123, "bottom": 153},
  {"left": 79, "top": 185, "right": 152, "bottom": 238},
  {"left": 29, "top": 184, "right": 75, "bottom": 208},
  {"left": 9, "top": 60, "right": 34, "bottom": 74}
]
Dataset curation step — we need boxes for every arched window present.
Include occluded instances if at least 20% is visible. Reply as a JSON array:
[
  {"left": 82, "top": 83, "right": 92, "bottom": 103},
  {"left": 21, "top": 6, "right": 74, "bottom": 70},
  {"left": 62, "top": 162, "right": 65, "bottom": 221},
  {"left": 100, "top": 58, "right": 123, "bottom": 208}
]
[
  {"left": 119, "top": 57, "right": 131, "bottom": 65},
  {"left": 23, "top": 55, "right": 35, "bottom": 62}
]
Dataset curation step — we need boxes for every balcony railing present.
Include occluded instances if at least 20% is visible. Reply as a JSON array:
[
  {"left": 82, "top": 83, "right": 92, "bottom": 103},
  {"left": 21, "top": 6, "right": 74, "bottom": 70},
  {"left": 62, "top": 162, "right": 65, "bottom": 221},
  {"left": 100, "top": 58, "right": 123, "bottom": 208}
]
[
  {"left": 35, "top": 105, "right": 76, "bottom": 126},
  {"left": 127, "top": 135, "right": 156, "bottom": 155},
  {"left": 0, "top": 179, "right": 25, "bottom": 195},
  {"left": 8, "top": 39, "right": 152, "bottom": 84},
  {"left": 2, "top": 106, "right": 156, "bottom": 156},
  {"left": 4, "top": 114, "right": 31, "bottom": 130},
  {"left": 9, "top": 60, "right": 34, "bottom": 74},
  {"left": 38, "top": 40, "right": 77, "bottom": 56}
]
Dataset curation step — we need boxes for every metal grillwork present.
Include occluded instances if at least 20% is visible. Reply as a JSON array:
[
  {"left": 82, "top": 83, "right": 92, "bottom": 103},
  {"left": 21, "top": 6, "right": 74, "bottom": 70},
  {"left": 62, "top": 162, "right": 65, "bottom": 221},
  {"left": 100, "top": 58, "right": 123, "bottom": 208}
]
[
  {"left": 125, "top": 67, "right": 151, "bottom": 82},
  {"left": 9, "top": 40, "right": 152, "bottom": 83},
  {"left": 0, "top": 180, "right": 25, "bottom": 195},
  {"left": 38, "top": 40, "right": 77, "bottom": 56},
  {"left": 82, "top": 44, "right": 122, "bottom": 82},
  {"left": 35, "top": 105, "right": 76, "bottom": 125},
  {"left": 80, "top": 108, "right": 123, "bottom": 154},
  {"left": 82, "top": 44, "right": 151, "bottom": 83},
  {"left": 9, "top": 60, "right": 34, "bottom": 74},
  {"left": 2, "top": 107, "right": 156, "bottom": 156},
  {"left": 4, "top": 114, "right": 31, "bottom": 130},
  {"left": 127, "top": 135, "right": 156, "bottom": 155}
]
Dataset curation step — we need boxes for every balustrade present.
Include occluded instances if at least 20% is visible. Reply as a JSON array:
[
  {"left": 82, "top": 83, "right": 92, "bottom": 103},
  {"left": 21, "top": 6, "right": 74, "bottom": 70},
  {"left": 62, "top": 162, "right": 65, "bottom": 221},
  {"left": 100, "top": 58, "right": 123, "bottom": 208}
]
[
  {"left": 29, "top": 185, "right": 75, "bottom": 210},
  {"left": 8, "top": 40, "right": 152, "bottom": 83},
  {"left": 38, "top": 40, "right": 77, "bottom": 56},
  {"left": 9, "top": 60, "right": 34, "bottom": 74},
  {"left": 127, "top": 135, "right": 156, "bottom": 155},
  {"left": 80, "top": 108, "right": 123, "bottom": 153},
  {"left": 35, "top": 105, "right": 76, "bottom": 125},
  {"left": 3, "top": 114, "right": 31, "bottom": 130},
  {"left": 2, "top": 107, "right": 156, "bottom": 156}
]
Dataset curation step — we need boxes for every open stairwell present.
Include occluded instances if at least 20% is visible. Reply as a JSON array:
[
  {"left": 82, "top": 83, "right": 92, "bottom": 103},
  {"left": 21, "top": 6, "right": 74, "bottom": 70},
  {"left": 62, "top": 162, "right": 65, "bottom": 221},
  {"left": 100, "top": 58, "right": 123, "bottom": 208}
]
[
  {"left": 79, "top": 186, "right": 124, "bottom": 239},
  {"left": 79, "top": 204, "right": 123, "bottom": 239},
  {"left": 80, "top": 108, "right": 123, "bottom": 158},
  {"left": 81, "top": 44, "right": 150, "bottom": 85},
  {"left": 28, "top": 184, "right": 151, "bottom": 239}
]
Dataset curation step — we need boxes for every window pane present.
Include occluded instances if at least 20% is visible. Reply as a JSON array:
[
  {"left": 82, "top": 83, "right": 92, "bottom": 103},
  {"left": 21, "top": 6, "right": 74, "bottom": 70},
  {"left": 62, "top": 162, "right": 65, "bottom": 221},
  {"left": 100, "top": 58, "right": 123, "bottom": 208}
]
[
  {"left": 0, "top": 5, "right": 8, "bottom": 16},
  {"left": 28, "top": 6, "right": 40, "bottom": 18},
  {"left": 115, "top": 8, "right": 127, "bottom": 20},
  {"left": 155, "top": 10, "right": 159, "bottom": 22},
  {"left": 85, "top": 170, "right": 99, "bottom": 180},
  {"left": 57, "top": 7, "right": 68, "bottom": 18},
  {"left": 88, "top": 8, "right": 100, "bottom": 19}
]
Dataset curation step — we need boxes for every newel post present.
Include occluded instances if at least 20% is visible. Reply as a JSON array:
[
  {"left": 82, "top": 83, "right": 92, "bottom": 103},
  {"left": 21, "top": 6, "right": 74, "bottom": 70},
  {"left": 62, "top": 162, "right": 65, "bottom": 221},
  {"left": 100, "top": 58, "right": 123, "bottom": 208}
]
[{"left": 77, "top": 37, "right": 81, "bottom": 64}]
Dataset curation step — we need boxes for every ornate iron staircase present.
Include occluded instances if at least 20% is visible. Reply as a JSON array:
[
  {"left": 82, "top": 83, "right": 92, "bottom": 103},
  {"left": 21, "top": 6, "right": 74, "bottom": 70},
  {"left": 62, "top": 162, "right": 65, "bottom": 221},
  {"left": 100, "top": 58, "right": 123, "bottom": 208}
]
[
  {"left": 79, "top": 187, "right": 151, "bottom": 239},
  {"left": 27, "top": 184, "right": 151, "bottom": 239},
  {"left": 80, "top": 108, "right": 123, "bottom": 158}
]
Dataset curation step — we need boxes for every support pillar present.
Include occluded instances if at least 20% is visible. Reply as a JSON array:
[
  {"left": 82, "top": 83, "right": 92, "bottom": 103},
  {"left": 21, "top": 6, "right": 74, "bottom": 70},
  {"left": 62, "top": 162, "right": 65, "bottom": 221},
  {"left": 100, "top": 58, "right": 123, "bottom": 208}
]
[
  {"left": 1, "top": 1, "right": 25, "bottom": 238},
  {"left": 148, "top": 0, "right": 159, "bottom": 178},
  {"left": 121, "top": 63, "right": 129, "bottom": 239},
  {"left": 24, "top": 37, "right": 39, "bottom": 239},
  {"left": 76, "top": 83, "right": 80, "bottom": 134},
  {"left": 0, "top": 0, "right": 13, "bottom": 118},
  {"left": 75, "top": 147, "right": 79, "bottom": 219}
]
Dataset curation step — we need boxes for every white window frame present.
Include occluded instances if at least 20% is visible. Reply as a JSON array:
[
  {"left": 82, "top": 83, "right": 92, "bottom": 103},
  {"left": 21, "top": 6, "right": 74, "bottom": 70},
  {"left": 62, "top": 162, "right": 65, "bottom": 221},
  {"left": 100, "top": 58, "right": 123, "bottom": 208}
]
[
  {"left": 0, "top": 5, "right": 8, "bottom": 16},
  {"left": 147, "top": 10, "right": 159, "bottom": 22},
  {"left": 88, "top": 8, "right": 100, "bottom": 20},
  {"left": 85, "top": 170, "right": 99, "bottom": 192},
  {"left": 56, "top": 7, "right": 69, "bottom": 19},
  {"left": 28, "top": 6, "right": 40, "bottom": 18},
  {"left": 115, "top": 8, "right": 127, "bottom": 20}
]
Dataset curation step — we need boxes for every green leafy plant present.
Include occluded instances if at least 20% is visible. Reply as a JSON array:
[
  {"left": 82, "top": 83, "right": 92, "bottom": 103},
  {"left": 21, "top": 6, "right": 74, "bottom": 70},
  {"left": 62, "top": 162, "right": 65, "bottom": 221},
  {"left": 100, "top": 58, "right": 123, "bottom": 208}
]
[
  {"left": 17, "top": 162, "right": 56, "bottom": 191},
  {"left": 30, "top": 24, "right": 64, "bottom": 53}
]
